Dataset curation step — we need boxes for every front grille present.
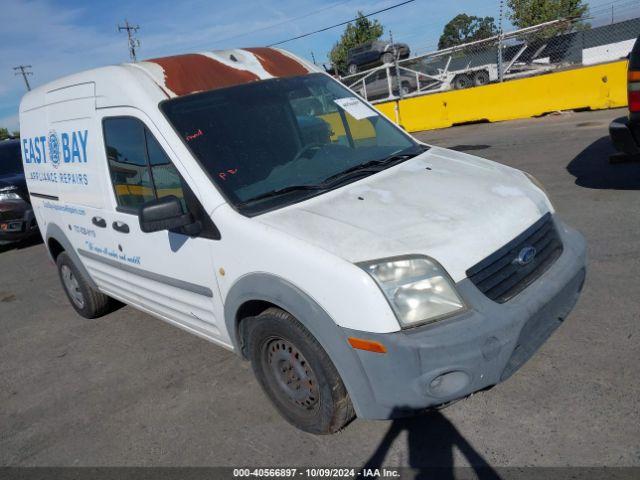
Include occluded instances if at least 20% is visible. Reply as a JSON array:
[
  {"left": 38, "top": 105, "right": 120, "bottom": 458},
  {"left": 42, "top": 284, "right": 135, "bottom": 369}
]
[
  {"left": 0, "top": 210, "right": 18, "bottom": 221},
  {"left": 466, "top": 213, "right": 563, "bottom": 303}
]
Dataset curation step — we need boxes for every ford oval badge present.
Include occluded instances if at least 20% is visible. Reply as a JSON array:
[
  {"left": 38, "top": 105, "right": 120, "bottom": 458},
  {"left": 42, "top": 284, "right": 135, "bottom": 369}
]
[{"left": 514, "top": 246, "right": 537, "bottom": 266}]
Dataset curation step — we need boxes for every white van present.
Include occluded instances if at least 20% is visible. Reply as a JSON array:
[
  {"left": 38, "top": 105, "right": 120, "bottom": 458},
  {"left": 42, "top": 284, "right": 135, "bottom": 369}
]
[{"left": 19, "top": 48, "right": 586, "bottom": 434}]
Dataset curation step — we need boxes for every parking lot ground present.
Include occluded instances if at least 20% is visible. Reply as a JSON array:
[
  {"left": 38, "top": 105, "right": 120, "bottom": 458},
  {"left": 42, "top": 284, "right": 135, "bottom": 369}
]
[{"left": 1, "top": 108, "right": 639, "bottom": 468}]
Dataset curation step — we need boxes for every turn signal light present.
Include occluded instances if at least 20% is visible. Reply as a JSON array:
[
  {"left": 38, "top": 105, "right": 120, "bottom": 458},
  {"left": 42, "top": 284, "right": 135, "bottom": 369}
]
[
  {"left": 629, "top": 71, "right": 640, "bottom": 113},
  {"left": 348, "top": 337, "right": 387, "bottom": 353},
  {"left": 628, "top": 71, "right": 640, "bottom": 81}
]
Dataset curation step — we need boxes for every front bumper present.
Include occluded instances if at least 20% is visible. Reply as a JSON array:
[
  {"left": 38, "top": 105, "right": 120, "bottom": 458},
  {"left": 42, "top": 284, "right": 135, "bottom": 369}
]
[
  {"left": 609, "top": 115, "right": 640, "bottom": 156},
  {"left": 341, "top": 218, "right": 587, "bottom": 419},
  {"left": 0, "top": 200, "right": 38, "bottom": 244}
]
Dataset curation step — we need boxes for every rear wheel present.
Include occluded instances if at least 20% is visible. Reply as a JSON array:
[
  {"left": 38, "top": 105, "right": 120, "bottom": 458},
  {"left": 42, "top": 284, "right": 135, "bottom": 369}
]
[
  {"left": 56, "top": 251, "right": 112, "bottom": 319},
  {"left": 473, "top": 70, "right": 490, "bottom": 86},
  {"left": 245, "top": 308, "right": 354, "bottom": 434},
  {"left": 381, "top": 52, "right": 394, "bottom": 64}
]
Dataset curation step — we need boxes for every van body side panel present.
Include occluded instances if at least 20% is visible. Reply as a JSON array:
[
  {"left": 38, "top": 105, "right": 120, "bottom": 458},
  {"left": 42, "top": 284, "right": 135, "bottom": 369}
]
[
  {"left": 211, "top": 204, "right": 402, "bottom": 334},
  {"left": 92, "top": 107, "right": 228, "bottom": 343}
]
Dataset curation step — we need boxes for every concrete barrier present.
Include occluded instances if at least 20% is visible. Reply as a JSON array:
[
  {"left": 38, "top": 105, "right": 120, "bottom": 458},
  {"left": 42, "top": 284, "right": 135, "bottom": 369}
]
[{"left": 374, "top": 60, "right": 629, "bottom": 132}]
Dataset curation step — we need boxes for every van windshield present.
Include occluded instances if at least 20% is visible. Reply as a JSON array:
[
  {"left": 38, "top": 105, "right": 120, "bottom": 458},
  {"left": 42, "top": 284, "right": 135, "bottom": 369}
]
[{"left": 161, "top": 73, "right": 422, "bottom": 215}]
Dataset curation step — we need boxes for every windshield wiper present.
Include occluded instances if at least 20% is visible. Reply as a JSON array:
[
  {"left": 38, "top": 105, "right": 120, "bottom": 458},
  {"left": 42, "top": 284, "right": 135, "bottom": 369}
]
[
  {"left": 237, "top": 146, "right": 429, "bottom": 208},
  {"left": 236, "top": 184, "right": 326, "bottom": 207},
  {"left": 321, "top": 148, "right": 425, "bottom": 186}
]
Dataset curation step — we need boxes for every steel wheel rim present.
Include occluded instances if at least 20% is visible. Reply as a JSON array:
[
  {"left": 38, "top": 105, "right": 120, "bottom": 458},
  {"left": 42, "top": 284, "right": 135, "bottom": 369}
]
[
  {"left": 61, "top": 265, "right": 85, "bottom": 308},
  {"left": 264, "top": 337, "right": 319, "bottom": 409}
]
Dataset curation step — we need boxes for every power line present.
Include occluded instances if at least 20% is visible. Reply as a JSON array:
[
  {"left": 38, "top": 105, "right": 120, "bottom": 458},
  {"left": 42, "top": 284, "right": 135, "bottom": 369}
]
[
  {"left": 267, "top": 0, "right": 416, "bottom": 47},
  {"left": 588, "top": 0, "right": 639, "bottom": 15},
  {"left": 588, "top": 0, "right": 635, "bottom": 10},
  {"left": 118, "top": 20, "right": 141, "bottom": 62},
  {"left": 212, "top": 0, "right": 354, "bottom": 45},
  {"left": 13, "top": 65, "right": 33, "bottom": 91}
]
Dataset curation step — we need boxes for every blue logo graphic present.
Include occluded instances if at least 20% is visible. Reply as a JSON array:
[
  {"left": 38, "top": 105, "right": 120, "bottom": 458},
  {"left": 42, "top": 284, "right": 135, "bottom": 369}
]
[
  {"left": 48, "top": 130, "right": 61, "bottom": 169},
  {"left": 514, "top": 246, "right": 537, "bottom": 266}
]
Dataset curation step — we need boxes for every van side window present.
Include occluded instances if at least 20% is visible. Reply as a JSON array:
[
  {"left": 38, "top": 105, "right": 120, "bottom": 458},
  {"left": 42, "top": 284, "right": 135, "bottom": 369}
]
[
  {"left": 145, "top": 132, "right": 186, "bottom": 209},
  {"left": 103, "top": 117, "right": 185, "bottom": 211}
]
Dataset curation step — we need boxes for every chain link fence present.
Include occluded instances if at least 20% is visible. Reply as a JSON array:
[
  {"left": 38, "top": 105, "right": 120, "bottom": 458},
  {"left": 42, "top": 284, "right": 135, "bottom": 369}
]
[{"left": 340, "top": 9, "right": 640, "bottom": 104}]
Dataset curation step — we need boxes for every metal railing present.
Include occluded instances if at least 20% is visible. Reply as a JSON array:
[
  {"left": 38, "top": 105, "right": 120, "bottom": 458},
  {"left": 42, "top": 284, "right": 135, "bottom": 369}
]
[{"left": 339, "top": 11, "right": 640, "bottom": 103}]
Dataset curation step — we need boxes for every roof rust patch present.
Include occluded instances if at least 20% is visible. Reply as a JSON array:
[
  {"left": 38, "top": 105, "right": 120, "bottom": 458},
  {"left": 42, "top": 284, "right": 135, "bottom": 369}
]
[
  {"left": 245, "top": 47, "right": 311, "bottom": 77},
  {"left": 146, "top": 53, "right": 260, "bottom": 97}
]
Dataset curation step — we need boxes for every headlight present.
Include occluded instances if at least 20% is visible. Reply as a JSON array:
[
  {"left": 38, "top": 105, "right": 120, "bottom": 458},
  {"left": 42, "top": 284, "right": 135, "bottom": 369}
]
[
  {"left": 0, "top": 187, "right": 20, "bottom": 201},
  {"left": 359, "top": 256, "right": 465, "bottom": 328}
]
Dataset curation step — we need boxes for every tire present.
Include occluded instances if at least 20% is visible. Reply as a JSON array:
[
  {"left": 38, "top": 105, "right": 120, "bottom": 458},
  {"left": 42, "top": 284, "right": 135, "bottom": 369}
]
[
  {"left": 381, "top": 52, "right": 394, "bottom": 64},
  {"left": 473, "top": 70, "right": 490, "bottom": 86},
  {"left": 400, "top": 82, "right": 411, "bottom": 96},
  {"left": 56, "top": 251, "right": 112, "bottom": 319},
  {"left": 245, "top": 307, "right": 355, "bottom": 434},
  {"left": 347, "top": 63, "right": 358, "bottom": 75},
  {"left": 452, "top": 74, "right": 472, "bottom": 90}
]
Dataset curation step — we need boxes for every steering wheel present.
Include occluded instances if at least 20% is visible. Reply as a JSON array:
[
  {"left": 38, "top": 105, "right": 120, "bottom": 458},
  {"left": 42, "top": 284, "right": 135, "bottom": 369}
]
[{"left": 291, "top": 143, "right": 323, "bottom": 163}]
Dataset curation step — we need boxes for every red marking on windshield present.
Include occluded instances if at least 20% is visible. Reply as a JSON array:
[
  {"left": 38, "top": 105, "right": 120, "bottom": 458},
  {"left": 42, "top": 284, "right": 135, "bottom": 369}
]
[
  {"left": 185, "top": 129, "right": 203, "bottom": 141},
  {"left": 218, "top": 169, "right": 238, "bottom": 181}
]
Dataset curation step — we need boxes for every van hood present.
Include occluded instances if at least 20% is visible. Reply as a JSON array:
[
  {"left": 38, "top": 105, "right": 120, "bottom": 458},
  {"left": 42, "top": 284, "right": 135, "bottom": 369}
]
[{"left": 257, "top": 146, "right": 551, "bottom": 282}]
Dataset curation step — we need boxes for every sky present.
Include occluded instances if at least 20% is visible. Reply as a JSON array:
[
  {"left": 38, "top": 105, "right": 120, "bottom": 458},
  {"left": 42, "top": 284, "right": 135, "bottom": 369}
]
[{"left": 0, "top": 0, "right": 634, "bottom": 131}]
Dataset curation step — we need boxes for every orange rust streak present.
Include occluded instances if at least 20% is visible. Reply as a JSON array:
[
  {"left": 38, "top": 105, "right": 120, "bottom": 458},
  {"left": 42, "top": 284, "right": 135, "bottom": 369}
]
[
  {"left": 245, "top": 47, "right": 311, "bottom": 77},
  {"left": 147, "top": 53, "right": 260, "bottom": 96}
]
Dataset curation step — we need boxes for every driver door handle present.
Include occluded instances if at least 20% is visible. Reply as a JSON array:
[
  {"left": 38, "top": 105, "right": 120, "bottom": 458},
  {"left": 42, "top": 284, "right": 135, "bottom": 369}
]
[
  {"left": 112, "top": 221, "right": 130, "bottom": 234},
  {"left": 91, "top": 216, "right": 106, "bottom": 228}
]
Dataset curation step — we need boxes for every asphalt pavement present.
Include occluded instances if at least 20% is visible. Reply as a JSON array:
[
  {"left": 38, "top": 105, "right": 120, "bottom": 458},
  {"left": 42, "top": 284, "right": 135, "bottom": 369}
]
[{"left": 1, "top": 108, "right": 638, "bottom": 468}]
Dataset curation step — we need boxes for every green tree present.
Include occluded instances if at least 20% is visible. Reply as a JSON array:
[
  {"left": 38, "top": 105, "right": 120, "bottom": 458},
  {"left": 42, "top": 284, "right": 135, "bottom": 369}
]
[
  {"left": 507, "top": 0, "right": 588, "bottom": 28},
  {"left": 0, "top": 128, "right": 19, "bottom": 140},
  {"left": 438, "top": 14, "right": 498, "bottom": 50},
  {"left": 329, "top": 12, "right": 384, "bottom": 75}
]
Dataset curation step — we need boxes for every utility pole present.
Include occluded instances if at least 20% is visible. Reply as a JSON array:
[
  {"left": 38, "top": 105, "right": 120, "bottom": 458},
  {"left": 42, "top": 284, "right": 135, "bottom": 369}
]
[
  {"left": 118, "top": 20, "right": 141, "bottom": 62},
  {"left": 611, "top": 5, "right": 614, "bottom": 24},
  {"left": 310, "top": 51, "right": 317, "bottom": 65},
  {"left": 390, "top": 31, "right": 404, "bottom": 100},
  {"left": 13, "top": 65, "right": 33, "bottom": 91}
]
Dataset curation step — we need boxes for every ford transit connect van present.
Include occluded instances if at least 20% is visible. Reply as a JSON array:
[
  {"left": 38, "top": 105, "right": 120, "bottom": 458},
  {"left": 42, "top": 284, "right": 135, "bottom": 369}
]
[{"left": 19, "top": 48, "right": 586, "bottom": 434}]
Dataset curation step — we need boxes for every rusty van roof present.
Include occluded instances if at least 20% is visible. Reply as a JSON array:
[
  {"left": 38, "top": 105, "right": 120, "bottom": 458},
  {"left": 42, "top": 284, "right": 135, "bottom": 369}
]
[{"left": 134, "top": 47, "right": 316, "bottom": 98}]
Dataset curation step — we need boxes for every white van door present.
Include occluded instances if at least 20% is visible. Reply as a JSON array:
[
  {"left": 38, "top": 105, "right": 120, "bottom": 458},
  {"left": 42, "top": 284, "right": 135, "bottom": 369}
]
[{"left": 83, "top": 111, "right": 227, "bottom": 344}]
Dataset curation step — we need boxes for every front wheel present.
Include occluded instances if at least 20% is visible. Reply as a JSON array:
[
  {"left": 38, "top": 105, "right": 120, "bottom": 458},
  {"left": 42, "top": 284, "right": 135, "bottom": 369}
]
[
  {"left": 347, "top": 63, "right": 358, "bottom": 75},
  {"left": 452, "top": 73, "right": 472, "bottom": 90},
  {"left": 245, "top": 308, "right": 354, "bottom": 434}
]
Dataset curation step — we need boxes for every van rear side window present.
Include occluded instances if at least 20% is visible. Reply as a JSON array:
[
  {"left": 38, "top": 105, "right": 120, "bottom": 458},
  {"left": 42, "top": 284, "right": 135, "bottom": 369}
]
[{"left": 103, "top": 117, "right": 185, "bottom": 211}]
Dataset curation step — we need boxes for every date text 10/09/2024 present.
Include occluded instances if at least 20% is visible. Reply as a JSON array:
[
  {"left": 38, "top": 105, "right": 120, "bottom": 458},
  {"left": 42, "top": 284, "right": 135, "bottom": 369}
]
[{"left": 233, "top": 469, "right": 400, "bottom": 478}]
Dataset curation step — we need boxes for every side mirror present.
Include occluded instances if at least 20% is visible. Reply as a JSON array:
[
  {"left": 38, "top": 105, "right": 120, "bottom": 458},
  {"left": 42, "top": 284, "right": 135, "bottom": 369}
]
[{"left": 138, "top": 196, "right": 199, "bottom": 234}]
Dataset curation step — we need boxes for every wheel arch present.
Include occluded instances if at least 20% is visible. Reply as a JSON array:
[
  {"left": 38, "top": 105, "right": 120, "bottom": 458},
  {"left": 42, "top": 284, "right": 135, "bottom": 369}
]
[
  {"left": 224, "top": 272, "right": 378, "bottom": 418},
  {"left": 45, "top": 222, "right": 99, "bottom": 290}
]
